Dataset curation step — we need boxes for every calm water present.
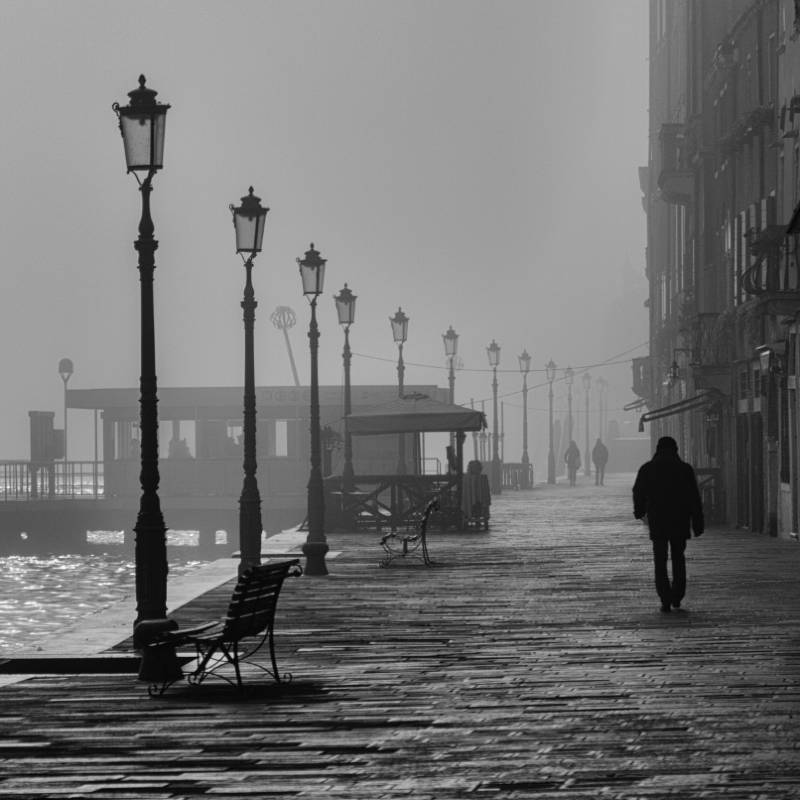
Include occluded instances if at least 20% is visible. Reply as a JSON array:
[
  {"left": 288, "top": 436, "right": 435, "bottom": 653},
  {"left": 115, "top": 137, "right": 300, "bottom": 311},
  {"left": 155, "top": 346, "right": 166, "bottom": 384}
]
[{"left": 0, "top": 553, "right": 207, "bottom": 653}]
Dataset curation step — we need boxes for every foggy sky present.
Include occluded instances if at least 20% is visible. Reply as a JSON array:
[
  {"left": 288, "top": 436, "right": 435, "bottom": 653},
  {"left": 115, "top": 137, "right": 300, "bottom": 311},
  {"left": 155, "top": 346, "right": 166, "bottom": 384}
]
[{"left": 0, "top": 0, "right": 648, "bottom": 461}]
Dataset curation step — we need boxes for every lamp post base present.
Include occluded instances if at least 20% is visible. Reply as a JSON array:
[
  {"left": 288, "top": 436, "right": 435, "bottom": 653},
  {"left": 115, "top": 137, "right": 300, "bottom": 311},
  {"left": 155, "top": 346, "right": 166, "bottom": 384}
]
[
  {"left": 521, "top": 455, "right": 530, "bottom": 490},
  {"left": 302, "top": 540, "right": 329, "bottom": 576},
  {"left": 491, "top": 459, "right": 502, "bottom": 494},
  {"left": 547, "top": 450, "right": 556, "bottom": 485}
]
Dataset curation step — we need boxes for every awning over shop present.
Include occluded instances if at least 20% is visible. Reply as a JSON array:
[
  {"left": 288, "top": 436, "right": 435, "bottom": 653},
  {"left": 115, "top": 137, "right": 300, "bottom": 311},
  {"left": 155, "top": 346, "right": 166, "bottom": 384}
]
[
  {"left": 638, "top": 389, "right": 723, "bottom": 432},
  {"left": 347, "top": 393, "right": 486, "bottom": 436},
  {"left": 624, "top": 397, "right": 648, "bottom": 412}
]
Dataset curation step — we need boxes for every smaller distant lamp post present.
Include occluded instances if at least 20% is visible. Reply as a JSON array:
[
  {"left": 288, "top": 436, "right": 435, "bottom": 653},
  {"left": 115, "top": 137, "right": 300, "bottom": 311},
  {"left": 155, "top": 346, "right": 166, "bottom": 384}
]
[
  {"left": 518, "top": 349, "right": 531, "bottom": 489},
  {"left": 58, "top": 357, "right": 74, "bottom": 466},
  {"left": 443, "top": 326, "right": 459, "bottom": 404},
  {"left": 582, "top": 372, "right": 592, "bottom": 477},
  {"left": 298, "top": 244, "right": 329, "bottom": 576},
  {"left": 443, "top": 325, "right": 459, "bottom": 449},
  {"left": 334, "top": 283, "right": 357, "bottom": 492},
  {"left": 546, "top": 359, "right": 557, "bottom": 484},
  {"left": 230, "top": 186, "right": 269, "bottom": 573},
  {"left": 565, "top": 366, "right": 575, "bottom": 445},
  {"left": 390, "top": 307, "right": 409, "bottom": 474},
  {"left": 487, "top": 340, "right": 502, "bottom": 494},
  {"left": 596, "top": 376, "right": 608, "bottom": 440}
]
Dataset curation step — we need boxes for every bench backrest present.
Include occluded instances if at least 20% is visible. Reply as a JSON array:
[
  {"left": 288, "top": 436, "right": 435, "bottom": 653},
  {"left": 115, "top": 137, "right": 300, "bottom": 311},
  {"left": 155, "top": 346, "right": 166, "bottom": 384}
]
[{"left": 221, "top": 559, "right": 301, "bottom": 641}]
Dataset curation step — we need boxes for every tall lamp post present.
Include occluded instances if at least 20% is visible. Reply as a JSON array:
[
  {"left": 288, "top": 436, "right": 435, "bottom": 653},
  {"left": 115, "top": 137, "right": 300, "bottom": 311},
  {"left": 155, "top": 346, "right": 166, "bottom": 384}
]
[
  {"left": 390, "top": 308, "right": 409, "bottom": 474},
  {"left": 596, "top": 376, "right": 608, "bottom": 441},
  {"left": 443, "top": 326, "right": 458, "bottom": 404},
  {"left": 565, "top": 366, "right": 575, "bottom": 446},
  {"left": 518, "top": 349, "right": 531, "bottom": 489},
  {"left": 113, "top": 75, "right": 171, "bottom": 625},
  {"left": 334, "top": 284, "right": 357, "bottom": 492},
  {"left": 58, "top": 358, "right": 73, "bottom": 492},
  {"left": 487, "top": 340, "right": 502, "bottom": 494},
  {"left": 298, "top": 244, "right": 329, "bottom": 576},
  {"left": 582, "top": 371, "right": 592, "bottom": 477},
  {"left": 546, "top": 359, "right": 557, "bottom": 484},
  {"left": 230, "top": 187, "right": 268, "bottom": 573},
  {"left": 443, "top": 326, "right": 458, "bottom": 450}
]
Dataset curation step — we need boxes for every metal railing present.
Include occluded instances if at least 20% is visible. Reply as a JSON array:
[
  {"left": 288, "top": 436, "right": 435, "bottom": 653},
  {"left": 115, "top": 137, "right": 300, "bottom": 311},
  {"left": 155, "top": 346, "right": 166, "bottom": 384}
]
[
  {"left": 502, "top": 462, "right": 534, "bottom": 490},
  {"left": 0, "top": 461, "right": 104, "bottom": 501}
]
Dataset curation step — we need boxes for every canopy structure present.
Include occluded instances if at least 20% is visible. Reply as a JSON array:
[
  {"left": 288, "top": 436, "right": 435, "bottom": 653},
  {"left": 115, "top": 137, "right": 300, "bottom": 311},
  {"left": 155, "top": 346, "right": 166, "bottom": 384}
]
[
  {"left": 638, "top": 389, "right": 724, "bottom": 431},
  {"left": 347, "top": 393, "right": 486, "bottom": 436}
]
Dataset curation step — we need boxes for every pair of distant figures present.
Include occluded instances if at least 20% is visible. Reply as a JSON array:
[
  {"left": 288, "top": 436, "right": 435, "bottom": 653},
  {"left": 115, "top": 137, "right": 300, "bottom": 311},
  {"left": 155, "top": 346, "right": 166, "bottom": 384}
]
[{"left": 563, "top": 438, "right": 609, "bottom": 486}]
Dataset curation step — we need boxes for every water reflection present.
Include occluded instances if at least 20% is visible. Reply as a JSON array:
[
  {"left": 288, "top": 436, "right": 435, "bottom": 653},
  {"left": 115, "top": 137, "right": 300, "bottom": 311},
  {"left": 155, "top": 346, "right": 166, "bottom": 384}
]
[{"left": 0, "top": 553, "right": 206, "bottom": 652}]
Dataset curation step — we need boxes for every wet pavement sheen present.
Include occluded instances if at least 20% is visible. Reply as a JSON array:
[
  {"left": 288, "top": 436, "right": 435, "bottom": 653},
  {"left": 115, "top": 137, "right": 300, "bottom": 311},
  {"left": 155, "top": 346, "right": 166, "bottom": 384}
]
[{"left": 0, "top": 474, "right": 798, "bottom": 798}]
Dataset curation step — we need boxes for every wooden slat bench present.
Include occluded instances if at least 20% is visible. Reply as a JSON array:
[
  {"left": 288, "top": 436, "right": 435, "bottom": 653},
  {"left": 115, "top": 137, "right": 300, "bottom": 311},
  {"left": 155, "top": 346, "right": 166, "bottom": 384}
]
[
  {"left": 378, "top": 498, "right": 437, "bottom": 567},
  {"left": 140, "top": 558, "right": 302, "bottom": 694}
]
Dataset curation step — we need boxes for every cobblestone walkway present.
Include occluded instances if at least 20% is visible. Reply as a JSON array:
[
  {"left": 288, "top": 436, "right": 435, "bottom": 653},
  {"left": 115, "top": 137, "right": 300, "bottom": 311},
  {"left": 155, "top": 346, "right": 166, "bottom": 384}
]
[{"left": 0, "top": 475, "right": 798, "bottom": 798}]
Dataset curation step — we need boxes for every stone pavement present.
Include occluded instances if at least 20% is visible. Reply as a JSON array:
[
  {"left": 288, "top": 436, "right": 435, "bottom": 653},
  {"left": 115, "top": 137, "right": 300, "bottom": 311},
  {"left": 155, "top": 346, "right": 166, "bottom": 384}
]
[{"left": 0, "top": 474, "right": 798, "bottom": 799}]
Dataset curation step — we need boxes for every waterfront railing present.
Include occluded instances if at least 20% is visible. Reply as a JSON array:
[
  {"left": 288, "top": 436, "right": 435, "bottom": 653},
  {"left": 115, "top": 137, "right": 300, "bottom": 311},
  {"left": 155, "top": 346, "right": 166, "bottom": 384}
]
[{"left": 0, "top": 461, "right": 105, "bottom": 501}]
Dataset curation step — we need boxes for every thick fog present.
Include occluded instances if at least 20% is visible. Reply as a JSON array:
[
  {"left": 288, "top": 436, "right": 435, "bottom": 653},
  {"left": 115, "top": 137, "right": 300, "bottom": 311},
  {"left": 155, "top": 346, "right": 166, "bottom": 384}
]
[{"left": 0, "top": 0, "right": 648, "bottom": 468}]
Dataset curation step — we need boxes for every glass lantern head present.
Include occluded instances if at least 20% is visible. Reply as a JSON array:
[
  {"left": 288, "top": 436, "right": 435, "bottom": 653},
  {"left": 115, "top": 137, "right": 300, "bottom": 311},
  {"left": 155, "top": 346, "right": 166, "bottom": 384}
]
[
  {"left": 564, "top": 366, "right": 574, "bottom": 386},
  {"left": 390, "top": 308, "right": 409, "bottom": 344},
  {"left": 58, "top": 357, "right": 74, "bottom": 383},
  {"left": 518, "top": 349, "right": 531, "bottom": 374},
  {"left": 545, "top": 359, "right": 557, "bottom": 382},
  {"left": 230, "top": 187, "right": 268, "bottom": 254},
  {"left": 487, "top": 340, "right": 501, "bottom": 368},
  {"left": 298, "top": 243, "right": 326, "bottom": 296},
  {"left": 442, "top": 326, "right": 459, "bottom": 357},
  {"left": 112, "top": 75, "right": 170, "bottom": 173},
  {"left": 334, "top": 284, "right": 357, "bottom": 326}
]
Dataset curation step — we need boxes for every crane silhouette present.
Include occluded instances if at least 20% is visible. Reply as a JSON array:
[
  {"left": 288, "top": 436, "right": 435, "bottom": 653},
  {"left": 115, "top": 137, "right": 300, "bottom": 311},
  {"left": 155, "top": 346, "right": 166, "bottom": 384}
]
[{"left": 270, "top": 306, "right": 301, "bottom": 388}]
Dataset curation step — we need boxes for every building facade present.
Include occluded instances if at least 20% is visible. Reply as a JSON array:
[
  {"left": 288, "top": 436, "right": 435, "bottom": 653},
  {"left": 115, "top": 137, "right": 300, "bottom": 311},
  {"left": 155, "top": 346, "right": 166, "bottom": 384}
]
[{"left": 638, "top": 0, "right": 800, "bottom": 537}]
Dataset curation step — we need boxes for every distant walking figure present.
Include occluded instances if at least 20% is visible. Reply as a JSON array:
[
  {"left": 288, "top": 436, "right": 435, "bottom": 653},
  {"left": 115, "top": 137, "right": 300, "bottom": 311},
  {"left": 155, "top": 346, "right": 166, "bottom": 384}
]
[
  {"left": 632, "top": 436, "right": 704, "bottom": 613},
  {"left": 592, "top": 438, "right": 609, "bottom": 485},
  {"left": 564, "top": 440, "right": 581, "bottom": 487}
]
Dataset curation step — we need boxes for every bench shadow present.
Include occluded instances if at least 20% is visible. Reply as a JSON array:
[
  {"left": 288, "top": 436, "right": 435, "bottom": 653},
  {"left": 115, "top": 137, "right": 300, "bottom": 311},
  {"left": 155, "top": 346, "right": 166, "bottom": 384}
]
[{"left": 153, "top": 678, "right": 330, "bottom": 703}]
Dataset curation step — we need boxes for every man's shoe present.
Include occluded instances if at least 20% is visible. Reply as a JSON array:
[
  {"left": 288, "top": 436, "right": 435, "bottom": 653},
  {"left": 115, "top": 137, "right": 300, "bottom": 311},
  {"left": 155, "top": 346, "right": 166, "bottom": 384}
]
[
  {"left": 671, "top": 600, "right": 681, "bottom": 609},
  {"left": 660, "top": 602, "right": 671, "bottom": 613}
]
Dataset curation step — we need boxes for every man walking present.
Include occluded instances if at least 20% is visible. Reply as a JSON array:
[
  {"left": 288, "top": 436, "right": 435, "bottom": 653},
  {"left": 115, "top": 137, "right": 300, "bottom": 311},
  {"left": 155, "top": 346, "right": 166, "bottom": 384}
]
[
  {"left": 564, "top": 440, "right": 581, "bottom": 487},
  {"left": 632, "top": 436, "right": 704, "bottom": 612},
  {"left": 591, "top": 437, "right": 609, "bottom": 485}
]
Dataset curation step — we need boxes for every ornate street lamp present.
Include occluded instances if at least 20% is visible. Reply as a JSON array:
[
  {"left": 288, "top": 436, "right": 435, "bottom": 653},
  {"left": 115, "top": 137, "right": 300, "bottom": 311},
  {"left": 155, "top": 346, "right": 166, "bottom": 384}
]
[
  {"left": 582, "top": 371, "right": 592, "bottom": 477},
  {"left": 334, "top": 283, "right": 357, "bottom": 492},
  {"left": 58, "top": 358, "right": 74, "bottom": 484},
  {"left": 443, "top": 325, "right": 459, "bottom": 450},
  {"left": 565, "top": 366, "right": 575, "bottom": 446},
  {"left": 390, "top": 307, "right": 409, "bottom": 474},
  {"left": 230, "top": 186, "right": 269, "bottom": 574},
  {"left": 518, "top": 349, "right": 531, "bottom": 489},
  {"left": 298, "top": 244, "right": 328, "bottom": 576},
  {"left": 112, "top": 75, "right": 170, "bottom": 625},
  {"left": 546, "top": 359, "right": 557, "bottom": 484},
  {"left": 487, "top": 340, "right": 502, "bottom": 494}
]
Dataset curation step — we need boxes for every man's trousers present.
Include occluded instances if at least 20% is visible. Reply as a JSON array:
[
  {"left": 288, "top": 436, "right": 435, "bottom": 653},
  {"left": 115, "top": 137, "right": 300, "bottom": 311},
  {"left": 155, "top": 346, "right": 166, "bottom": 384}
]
[{"left": 651, "top": 536, "right": 687, "bottom": 605}]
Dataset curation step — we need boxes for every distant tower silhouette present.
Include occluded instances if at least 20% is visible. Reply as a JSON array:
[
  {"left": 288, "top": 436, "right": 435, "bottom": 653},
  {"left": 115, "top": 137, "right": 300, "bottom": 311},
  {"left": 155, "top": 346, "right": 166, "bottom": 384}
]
[{"left": 270, "top": 306, "right": 301, "bottom": 387}]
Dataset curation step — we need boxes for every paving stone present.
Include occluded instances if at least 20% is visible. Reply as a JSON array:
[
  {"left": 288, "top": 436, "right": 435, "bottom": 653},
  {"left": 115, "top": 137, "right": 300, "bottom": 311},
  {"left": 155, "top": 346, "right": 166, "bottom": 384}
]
[{"left": 0, "top": 475, "right": 798, "bottom": 798}]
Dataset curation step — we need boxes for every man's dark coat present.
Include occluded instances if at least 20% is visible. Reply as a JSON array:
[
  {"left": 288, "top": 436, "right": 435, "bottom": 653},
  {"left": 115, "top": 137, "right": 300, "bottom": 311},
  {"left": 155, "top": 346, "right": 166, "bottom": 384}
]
[{"left": 632, "top": 450, "right": 704, "bottom": 540}]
